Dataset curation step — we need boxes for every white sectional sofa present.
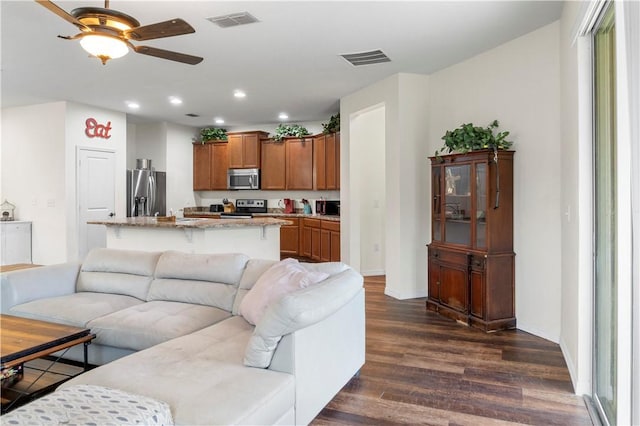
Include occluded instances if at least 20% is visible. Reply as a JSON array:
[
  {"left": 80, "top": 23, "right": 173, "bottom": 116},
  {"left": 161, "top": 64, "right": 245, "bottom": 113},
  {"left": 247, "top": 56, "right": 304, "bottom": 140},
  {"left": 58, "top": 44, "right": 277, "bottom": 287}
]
[{"left": 0, "top": 248, "right": 365, "bottom": 425}]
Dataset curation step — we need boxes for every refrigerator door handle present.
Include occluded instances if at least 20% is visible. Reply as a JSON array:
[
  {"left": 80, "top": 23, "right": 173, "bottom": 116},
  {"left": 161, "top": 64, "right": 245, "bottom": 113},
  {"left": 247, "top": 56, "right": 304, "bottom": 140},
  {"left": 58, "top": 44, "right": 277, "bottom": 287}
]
[{"left": 148, "top": 174, "right": 156, "bottom": 216}]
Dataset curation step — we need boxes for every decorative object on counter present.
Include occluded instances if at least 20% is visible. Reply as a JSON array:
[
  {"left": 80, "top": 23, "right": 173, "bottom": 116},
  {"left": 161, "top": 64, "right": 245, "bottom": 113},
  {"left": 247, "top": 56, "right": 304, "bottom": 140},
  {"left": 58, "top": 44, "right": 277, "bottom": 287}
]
[
  {"left": 222, "top": 198, "right": 235, "bottom": 213},
  {"left": 273, "top": 124, "right": 310, "bottom": 141},
  {"left": 301, "top": 199, "right": 312, "bottom": 214},
  {"left": 1, "top": 200, "right": 16, "bottom": 221},
  {"left": 322, "top": 113, "right": 340, "bottom": 134},
  {"left": 198, "top": 127, "right": 227, "bottom": 143},
  {"left": 435, "top": 120, "right": 512, "bottom": 159},
  {"left": 282, "top": 198, "right": 294, "bottom": 214}
]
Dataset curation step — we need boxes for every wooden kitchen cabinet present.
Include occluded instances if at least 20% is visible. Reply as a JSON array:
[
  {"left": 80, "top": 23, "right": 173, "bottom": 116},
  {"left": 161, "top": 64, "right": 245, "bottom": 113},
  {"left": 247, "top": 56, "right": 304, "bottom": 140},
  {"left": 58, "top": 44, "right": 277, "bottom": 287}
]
[
  {"left": 285, "top": 137, "right": 314, "bottom": 190},
  {"left": 260, "top": 139, "right": 286, "bottom": 190},
  {"left": 279, "top": 217, "right": 300, "bottom": 257},
  {"left": 314, "top": 132, "right": 340, "bottom": 190},
  {"left": 427, "top": 150, "right": 515, "bottom": 332},
  {"left": 301, "top": 218, "right": 340, "bottom": 262},
  {"left": 320, "top": 220, "right": 340, "bottom": 262},
  {"left": 193, "top": 141, "right": 228, "bottom": 190},
  {"left": 227, "top": 131, "right": 268, "bottom": 169}
]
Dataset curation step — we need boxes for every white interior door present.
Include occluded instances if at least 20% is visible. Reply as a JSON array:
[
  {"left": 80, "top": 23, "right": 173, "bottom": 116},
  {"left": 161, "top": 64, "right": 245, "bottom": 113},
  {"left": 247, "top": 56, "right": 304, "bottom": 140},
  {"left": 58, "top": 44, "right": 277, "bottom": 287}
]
[{"left": 78, "top": 148, "right": 115, "bottom": 260}]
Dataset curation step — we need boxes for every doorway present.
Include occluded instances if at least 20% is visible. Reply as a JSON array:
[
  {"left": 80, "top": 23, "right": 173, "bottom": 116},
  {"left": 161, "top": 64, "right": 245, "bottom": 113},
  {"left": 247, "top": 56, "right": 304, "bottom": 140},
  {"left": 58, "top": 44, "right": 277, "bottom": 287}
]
[{"left": 77, "top": 148, "right": 115, "bottom": 260}]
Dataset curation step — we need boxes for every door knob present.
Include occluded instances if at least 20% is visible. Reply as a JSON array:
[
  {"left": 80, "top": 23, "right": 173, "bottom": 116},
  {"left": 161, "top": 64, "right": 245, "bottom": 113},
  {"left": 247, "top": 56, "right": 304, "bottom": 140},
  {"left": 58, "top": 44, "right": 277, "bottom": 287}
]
[{"left": 108, "top": 212, "right": 115, "bottom": 217}]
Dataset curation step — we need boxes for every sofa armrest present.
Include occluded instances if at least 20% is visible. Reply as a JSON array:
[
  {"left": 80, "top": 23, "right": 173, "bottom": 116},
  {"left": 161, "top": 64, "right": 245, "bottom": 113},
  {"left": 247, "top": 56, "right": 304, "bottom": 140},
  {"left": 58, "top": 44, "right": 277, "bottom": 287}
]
[
  {"left": 269, "top": 287, "right": 366, "bottom": 425},
  {"left": 1, "top": 262, "right": 81, "bottom": 313}
]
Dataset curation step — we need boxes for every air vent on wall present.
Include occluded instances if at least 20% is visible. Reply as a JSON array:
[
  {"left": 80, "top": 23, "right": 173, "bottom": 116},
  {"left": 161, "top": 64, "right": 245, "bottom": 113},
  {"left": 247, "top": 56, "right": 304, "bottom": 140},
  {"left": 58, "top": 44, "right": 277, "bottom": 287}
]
[
  {"left": 340, "top": 49, "right": 391, "bottom": 66},
  {"left": 207, "top": 12, "right": 259, "bottom": 28}
]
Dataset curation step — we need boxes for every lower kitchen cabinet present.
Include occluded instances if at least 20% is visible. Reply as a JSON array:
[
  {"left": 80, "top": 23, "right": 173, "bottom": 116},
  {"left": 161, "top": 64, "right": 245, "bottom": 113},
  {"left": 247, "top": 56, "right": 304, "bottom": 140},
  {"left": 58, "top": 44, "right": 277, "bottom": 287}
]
[
  {"left": 279, "top": 217, "right": 300, "bottom": 257},
  {"left": 301, "top": 218, "right": 340, "bottom": 262},
  {"left": 1, "top": 221, "right": 32, "bottom": 265}
]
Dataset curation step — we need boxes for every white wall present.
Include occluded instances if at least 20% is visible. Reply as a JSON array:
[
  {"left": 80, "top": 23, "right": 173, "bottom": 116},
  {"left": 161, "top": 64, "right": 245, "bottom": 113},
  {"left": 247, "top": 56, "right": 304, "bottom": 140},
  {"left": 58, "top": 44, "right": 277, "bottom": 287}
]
[
  {"left": 428, "top": 22, "right": 562, "bottom": 342},
  {"left": 558, "top": 0, "right": 592, "bottom": 395},
  {"left": 342, "top": 73, "right": 430, "bottom": 299},
  {"left": 133, "top": 122, "right": 168, "bottom": 171},
  {"left": 351, "top": 105, "right": 385, "bottom": 276},
  {"left": 0, "top": 101, "right": 127, "bottom": 264},
  {"left": 165, "top": 122, "right": 199, "bottom": 213},
  {"left": 1, "top": 102, "right": 67, "bottom": 264}
]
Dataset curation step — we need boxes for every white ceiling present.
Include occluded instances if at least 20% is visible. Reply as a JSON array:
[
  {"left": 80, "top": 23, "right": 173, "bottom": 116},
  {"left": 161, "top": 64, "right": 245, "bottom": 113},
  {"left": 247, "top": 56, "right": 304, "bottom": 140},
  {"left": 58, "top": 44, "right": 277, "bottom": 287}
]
[{"left": 1, "top": 1, "right": 564, "bottom": 129}]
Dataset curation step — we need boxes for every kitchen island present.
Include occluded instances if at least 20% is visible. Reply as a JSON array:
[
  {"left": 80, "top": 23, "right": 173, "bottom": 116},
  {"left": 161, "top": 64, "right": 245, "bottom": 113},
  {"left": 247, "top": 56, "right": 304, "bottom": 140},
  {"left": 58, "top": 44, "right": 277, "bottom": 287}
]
[{"left": 88, "top": 217, "right": 291, "bottom": 260}]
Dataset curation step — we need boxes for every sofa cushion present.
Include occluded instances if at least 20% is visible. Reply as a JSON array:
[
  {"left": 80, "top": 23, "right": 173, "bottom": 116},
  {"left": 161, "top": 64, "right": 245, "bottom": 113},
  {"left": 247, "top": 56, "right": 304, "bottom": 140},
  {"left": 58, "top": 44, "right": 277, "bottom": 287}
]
[
  {"left": 61, "top": 316, "right": 295, "bottom": 426},
  {"left": 244, "top": 267, "right": 364, "bottom": 368},
  {"left": 238, "top": 258, "right": 329, "bottom": 325},
  {"left": 77, "top": 248, "right": 161, "bottom": 300},
  {"left": 87, "top": 301, "right": 231, "bottom": 351},
  {"left": 147, "top": 252, "right": 249, "bottom": 310},
  {"left": 233, "top": 259, "right": 277, "bottom": 315},
  {"left": 9, "top": 293, "right": 144, "bottom": 328}
]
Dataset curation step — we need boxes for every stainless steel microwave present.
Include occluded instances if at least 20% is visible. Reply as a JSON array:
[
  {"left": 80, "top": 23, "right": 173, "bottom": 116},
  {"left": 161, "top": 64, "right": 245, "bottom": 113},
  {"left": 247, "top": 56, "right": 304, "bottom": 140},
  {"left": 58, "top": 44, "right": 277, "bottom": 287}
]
[{"left": 227, "top": 168, "right": 260, "bottom": 190}]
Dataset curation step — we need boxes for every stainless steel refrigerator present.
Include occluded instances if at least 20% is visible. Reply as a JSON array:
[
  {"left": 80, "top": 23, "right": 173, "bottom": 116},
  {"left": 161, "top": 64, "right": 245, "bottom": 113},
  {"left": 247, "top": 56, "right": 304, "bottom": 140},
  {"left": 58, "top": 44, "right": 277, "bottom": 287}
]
[{"left": 126, "top": 159, "right": 166, "bottom": 217}]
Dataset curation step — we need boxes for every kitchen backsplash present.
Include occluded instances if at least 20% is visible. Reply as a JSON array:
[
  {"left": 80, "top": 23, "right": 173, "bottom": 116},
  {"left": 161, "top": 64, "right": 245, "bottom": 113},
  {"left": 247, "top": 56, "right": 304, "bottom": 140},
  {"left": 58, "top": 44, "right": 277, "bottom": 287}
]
[{"left": 182, "top": 196, "right": 339, "bottom": 216}]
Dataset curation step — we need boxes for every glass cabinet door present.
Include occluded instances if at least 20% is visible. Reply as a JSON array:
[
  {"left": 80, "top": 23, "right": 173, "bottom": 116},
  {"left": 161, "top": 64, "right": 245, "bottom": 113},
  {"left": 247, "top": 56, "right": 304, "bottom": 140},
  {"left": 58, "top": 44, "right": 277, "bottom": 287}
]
[
  {"left": 444, "top": 164, "right": 471, "bottom": 245},
  {"left": 432, "top": 166, "right": 442, "bottom": 241},
  {"left": 475, "top": 163, "right": 487, "bottom": 248}
]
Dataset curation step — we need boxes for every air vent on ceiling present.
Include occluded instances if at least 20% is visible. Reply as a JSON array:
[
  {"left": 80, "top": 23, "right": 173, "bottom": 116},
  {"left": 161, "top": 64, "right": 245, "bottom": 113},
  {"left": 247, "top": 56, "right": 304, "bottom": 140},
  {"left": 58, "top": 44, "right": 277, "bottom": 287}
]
[
  {"left": 207, "top": 12, "right": 259, "bottom": 28},
  {"left": 185, "top": 113, "right": 200, "bottom": 117},
  {"left": 341, "top": 49, "right": 391, "bottom": 66}
]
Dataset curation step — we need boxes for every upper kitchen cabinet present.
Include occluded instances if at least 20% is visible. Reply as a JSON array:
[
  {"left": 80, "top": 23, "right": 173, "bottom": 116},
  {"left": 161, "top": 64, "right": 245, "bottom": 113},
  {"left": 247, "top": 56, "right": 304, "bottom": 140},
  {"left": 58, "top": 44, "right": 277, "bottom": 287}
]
[
  {"left": 261, "top": 139, "right": 286, "bottom": 190},
  {"left": 285, "top": 137, "right": 314, "bottom": 190},
  {"left": 227, "top": 131, "right": 268, "bottom": 169},
  {"left": 314, "top": 132, "right": 340, "bottom": 190},
  {"left": 427, "top": 150, "right": 515, "bottom": 332},
  {"left": 193, "top": 141, "right": 228, "bottom": 190}
]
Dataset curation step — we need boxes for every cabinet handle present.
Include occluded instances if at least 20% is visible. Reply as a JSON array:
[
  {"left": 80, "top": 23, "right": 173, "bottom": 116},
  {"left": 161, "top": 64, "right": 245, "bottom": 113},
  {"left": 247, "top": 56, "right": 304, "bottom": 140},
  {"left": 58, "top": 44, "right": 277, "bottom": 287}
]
[{"left": 433, "top": 252, "right": 439, "bottom": 258}]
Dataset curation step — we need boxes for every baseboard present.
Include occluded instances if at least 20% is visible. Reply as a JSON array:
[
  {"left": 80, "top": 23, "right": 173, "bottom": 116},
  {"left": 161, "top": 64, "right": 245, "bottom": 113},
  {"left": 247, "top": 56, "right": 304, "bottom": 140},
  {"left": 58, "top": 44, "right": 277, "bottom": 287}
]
[
  {"left": 361, "top": 269, "right": 385, "bottom": 277},
  {"left": 559, "top": 338, "right": 585, "bottom": 395},
  {"left": 516, "top": 322, "right": 560, "bottom": 344}
]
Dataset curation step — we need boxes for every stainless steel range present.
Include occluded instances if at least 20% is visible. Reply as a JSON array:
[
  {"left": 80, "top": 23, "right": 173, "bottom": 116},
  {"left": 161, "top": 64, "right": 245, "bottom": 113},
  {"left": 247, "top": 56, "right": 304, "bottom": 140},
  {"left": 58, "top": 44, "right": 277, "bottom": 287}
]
[{"left": 220, "top": 199, "right": 267, "bottom": 219}]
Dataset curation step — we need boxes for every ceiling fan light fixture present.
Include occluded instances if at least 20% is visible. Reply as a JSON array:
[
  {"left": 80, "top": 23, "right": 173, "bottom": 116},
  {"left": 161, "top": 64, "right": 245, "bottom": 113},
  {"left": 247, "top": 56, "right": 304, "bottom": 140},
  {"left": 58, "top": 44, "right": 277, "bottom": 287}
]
[{"left": 80, "top": 34, "right": 129, "bottom": 64}]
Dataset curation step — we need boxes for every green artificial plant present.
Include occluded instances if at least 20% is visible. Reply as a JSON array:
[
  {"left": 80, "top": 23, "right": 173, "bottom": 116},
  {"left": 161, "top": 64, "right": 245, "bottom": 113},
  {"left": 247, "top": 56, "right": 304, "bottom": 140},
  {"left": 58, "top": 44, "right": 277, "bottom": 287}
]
[
  {"left": 436, "top": 120, "right": 512, "bottom": 157},
  {"left": 273, "top": 123, "right": 310, "bottom": 141},
  {"left": 321, "top": 113, "right": 340, "bottom": 134},
  {"left": 199, "top": 127, "right": 227, "bottom": 142}
]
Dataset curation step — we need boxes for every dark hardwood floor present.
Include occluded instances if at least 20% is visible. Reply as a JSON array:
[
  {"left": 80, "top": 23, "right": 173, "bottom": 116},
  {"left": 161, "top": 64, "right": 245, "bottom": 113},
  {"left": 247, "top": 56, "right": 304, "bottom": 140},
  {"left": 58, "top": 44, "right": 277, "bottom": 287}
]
[{"left": 312, "top": 276, "right": 592, "bottom": 426}]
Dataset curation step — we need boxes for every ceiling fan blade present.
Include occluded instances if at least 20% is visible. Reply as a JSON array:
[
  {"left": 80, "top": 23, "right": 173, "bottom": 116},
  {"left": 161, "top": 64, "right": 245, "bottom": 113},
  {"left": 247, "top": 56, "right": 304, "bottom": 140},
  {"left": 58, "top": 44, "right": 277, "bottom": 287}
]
[
  {"left": 133, "top": 45, "right": 203, "bottom": 65},
  {"left": 35, "top": 0, "right": 90, "bottom": 31},
  {"left": 125, "top": 19, "right": 195, "bottom": 41}
]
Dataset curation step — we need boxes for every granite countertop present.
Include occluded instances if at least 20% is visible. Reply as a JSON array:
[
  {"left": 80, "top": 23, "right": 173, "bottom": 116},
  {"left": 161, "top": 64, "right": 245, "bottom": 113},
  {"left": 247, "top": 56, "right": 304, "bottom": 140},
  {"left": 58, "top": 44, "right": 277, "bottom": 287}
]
[
  {"left": 88, "top": 216, "right": 292, "bottom": 229},
  {"left": 183, "top": 208, "right": 341, "bottom": 222}
]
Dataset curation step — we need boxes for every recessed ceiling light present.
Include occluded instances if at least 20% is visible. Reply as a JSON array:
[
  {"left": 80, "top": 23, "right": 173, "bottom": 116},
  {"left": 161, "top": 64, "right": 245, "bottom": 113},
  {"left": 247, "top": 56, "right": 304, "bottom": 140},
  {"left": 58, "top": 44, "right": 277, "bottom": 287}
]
[
  {"left": 126, "top": 101, "right": 140, "bottom": 109},
  {"left": 233, "top": 90, "right": 246, "bottom": 98},
  {"left": 169, "top": 96, "right": 182, "bottom": 105},
  {"left": 214, "top": 118, "right": 225, "bottom": 124},
  {"left": 278, "top": 113, "right": 289, "bottom": 120}
]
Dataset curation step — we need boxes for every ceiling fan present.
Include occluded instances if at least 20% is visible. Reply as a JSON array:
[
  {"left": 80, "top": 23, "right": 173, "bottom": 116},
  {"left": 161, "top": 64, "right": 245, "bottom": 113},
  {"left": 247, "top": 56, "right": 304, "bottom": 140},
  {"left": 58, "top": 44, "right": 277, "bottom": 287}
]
[{"left": 36, "top": 0, "right": 203, "bottom": 65}]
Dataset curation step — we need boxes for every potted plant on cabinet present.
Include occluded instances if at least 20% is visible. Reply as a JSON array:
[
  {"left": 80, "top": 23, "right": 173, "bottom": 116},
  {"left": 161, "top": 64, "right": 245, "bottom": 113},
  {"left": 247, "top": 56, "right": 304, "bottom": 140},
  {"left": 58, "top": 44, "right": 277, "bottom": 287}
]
[
  {"left": 435, "top": 120, "right": 512, "bottom": 158},
  {"left": 197, "top": 127, "right": 227, "bottom": 143},
  {"left": 321, "top": 113, "right": 340, "bottom": 134},
  {"left": 273, "top": 124, "right": 310, "bottom": 142}
]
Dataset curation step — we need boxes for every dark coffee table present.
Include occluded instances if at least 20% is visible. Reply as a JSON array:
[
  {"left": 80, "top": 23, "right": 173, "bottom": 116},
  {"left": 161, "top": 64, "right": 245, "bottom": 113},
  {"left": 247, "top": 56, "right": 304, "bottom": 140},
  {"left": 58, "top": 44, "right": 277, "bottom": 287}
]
[{"left": 1, "top": 314, "right": 95, "bottom": 413}]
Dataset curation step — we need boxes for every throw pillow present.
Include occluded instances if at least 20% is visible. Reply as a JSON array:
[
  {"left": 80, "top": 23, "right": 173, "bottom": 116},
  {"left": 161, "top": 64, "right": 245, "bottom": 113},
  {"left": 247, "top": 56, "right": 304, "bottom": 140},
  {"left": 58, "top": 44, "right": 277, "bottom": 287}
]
[{"left": 239, "top": 258, "right": 329, "bottom": 325}]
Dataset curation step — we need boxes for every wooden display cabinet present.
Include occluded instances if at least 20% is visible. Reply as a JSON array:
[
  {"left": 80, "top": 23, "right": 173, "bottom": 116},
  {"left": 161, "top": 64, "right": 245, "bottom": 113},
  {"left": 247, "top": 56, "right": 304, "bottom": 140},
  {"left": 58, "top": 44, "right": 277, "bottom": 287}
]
[{"left": 427, "top": 150, "right": 515, "bottom": 332}]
